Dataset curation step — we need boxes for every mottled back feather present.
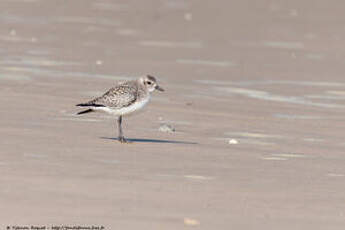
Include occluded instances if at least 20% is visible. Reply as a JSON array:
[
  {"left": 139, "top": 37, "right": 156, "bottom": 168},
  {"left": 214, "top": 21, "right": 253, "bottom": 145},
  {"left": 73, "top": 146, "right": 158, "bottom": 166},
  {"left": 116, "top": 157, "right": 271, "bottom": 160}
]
[{"left": 88, "top": 81, "right": 139, "bottom": 109}]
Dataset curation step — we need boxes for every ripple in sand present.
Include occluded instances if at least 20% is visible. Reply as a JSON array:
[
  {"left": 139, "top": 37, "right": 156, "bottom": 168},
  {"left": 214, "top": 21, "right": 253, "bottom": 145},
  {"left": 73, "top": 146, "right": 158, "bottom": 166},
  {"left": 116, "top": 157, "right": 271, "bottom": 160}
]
[
  {"left": 176, "top": 59, "right": 236, "bottom": 67},
  {"left": 158, "top": 117, "right": 191, "bottom": 125},
  {"left": 196, "top": 79, "right": 345, "bottom": 87},
  {"left": 95, "top": 159, "right": 120, "bottom": 164},
  {"left": 274, "top": 114, "right": 324, "bottom": 120},
  {"left": 305, "top": 53, "right": 324, "bottom": 60},
  {"left": 261, "top": 157, "right": 287, "bottom": 161},
  {"left": 0, "top": 13, "right": 46, "bottom": 25},
  {"left": 216, "top": 87, "right": 345, "bottom": 109},
  {"left": 116, "top": 29, "right": 137, "bottom": 36},
  {"left": 26, "top": 49, "right": 52, "bottom": 56},
  {"left": 58, "top": 110, "right": 104, "bottom": 122},
  {"left": 275, "top": 114, "right": 345, "bottom": 122},
  {"left": 305, "top": 94, "right": 345, "bottom": 100},
  {"left": 155, "top": 174, "right": 179, "bottom": 179},
  {"left": 224, "top": 132, "right": 283, "bottom": 147},
  {"left": 24, "top": 153, "right": 47, "bottom": 159},
  {"left": 93, "top": 2, "right": 128, "bottom": 11},
  {"left": 184, "top": 175, "right": 214, "bottom": 180},
  {"left": 303, "top": 138, "right": 325, "bottom": 142},
  {"left": 263, "top": 41, "right": 304, "bottom": 49},
  {"left": 219, "top": 137, "right": 276, "bottom": 146},
  {"left": 327, "top": 90, "right": 345, "bottom": 95},
  {"left": 327, "top": 173, "right": 345, "bottom": 177},
  {"left": 0, "top": 57, "right": 81, "bottom": 67},
  {"left": 0, "top": 35, "right": 37, "bottom": 43},
  {"left": 165, "top": 1, "right": 189, "bottom": 10},
  {"left": 138, "top": 40, "right": 203, "bottom": 48},
  {"left": 3, "top": 0, "right": 39, "bottom": 2},
  {"left": 225, "top": 132, "right": 283, "bottom": 139},
  {"left": 80, "top": 91, "right": 104, "bottom": 97},
  {"left": 273, "top": 153, "right": 306, "bottom": 158},
  {"left": 55, "top": 16, "right": 121, "bottom": 27},
  {"left": 237, "top": 139, "right": 276, "bottom": 146},
  {"left": 0, "top": 74, "right": 31, "bottom": 81},
  {"left": 262, "top": 153, "right": 306, "bottom": 161},
  {"left": 55, "top": 117, "right": 102, "bottom": 123},
  {"left": 305, "top": 90, "right": 345, "bottom": 100},
  {"left": 1, "top": 66, "right": 131, "bottom": 80}
]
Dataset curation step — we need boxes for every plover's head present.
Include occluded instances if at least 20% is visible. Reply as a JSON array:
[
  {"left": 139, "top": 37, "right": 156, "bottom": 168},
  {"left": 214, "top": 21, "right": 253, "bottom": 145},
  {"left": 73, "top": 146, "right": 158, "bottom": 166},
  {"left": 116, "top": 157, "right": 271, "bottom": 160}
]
[{"left": 141, "top": 75, "right": 164, "bottom": 93}]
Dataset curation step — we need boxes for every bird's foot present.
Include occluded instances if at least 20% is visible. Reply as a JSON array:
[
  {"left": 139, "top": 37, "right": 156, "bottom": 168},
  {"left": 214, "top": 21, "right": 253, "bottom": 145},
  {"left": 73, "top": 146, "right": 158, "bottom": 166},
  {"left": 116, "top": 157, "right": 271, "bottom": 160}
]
[{"left": 118, "top": 136, "right": 131, "bottom": 144}]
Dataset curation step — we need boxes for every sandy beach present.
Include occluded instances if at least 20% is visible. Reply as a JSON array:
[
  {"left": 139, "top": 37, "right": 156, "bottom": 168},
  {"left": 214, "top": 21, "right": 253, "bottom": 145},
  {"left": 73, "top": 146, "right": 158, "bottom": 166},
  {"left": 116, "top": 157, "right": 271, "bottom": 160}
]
[{"left": 0, "top": 0, "right": 345, "bottom": 229}]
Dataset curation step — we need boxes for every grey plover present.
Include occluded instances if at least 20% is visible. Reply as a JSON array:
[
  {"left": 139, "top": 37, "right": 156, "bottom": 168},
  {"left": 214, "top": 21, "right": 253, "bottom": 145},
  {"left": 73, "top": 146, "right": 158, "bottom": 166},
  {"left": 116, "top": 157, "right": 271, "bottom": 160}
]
[{"left": 76, "top": 75, "right": 164, "bottom": 143}]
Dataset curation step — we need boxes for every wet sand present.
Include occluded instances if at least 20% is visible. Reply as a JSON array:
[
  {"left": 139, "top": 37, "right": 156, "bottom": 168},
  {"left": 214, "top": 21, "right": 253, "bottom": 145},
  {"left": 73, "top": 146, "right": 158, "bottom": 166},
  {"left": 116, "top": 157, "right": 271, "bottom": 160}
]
[{"left": 0, "top": 0, "right": 345, "bottom": 229}]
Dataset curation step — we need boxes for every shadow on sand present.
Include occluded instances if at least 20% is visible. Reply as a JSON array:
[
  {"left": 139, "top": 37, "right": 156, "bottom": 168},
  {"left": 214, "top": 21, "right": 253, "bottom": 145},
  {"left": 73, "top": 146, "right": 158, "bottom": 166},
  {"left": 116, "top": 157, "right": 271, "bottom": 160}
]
[{"left": 100, "top": 137, "right": 197, "bottom": 145}]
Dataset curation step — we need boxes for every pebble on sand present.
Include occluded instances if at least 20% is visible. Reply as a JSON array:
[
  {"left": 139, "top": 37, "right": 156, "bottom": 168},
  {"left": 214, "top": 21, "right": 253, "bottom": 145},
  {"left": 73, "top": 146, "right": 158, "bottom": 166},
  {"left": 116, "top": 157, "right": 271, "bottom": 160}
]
[
  {"left": 184, "top": 13, "right": 192, "bottom": 21},
  {"left": 159, "top": 124, "right": 175, "bottom": 133},
  {"left": 96, "top": 60, "right": 103, "bottom": 65},
  {"left": 228, "top": 139, "right": 239, "bottom": 144},
  {"left": 184, "top": 218, "right": 200, "bottom": 226},
  {"left": 10, "top": 29, "right": 16, "bottom": 36}
]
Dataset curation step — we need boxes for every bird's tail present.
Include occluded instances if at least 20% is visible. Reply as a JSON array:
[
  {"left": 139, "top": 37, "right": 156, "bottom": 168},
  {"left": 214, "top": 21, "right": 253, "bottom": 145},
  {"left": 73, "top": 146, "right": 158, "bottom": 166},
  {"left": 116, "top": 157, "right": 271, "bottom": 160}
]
[
  {"left": 76, "top": 101, "right": 104, "bottom": 115},
  {"left": 77, "top": 108, "right": 94, "bottom": 115},
  {"left": 76, "top": 103, "right": 92, "bottom": 107}
]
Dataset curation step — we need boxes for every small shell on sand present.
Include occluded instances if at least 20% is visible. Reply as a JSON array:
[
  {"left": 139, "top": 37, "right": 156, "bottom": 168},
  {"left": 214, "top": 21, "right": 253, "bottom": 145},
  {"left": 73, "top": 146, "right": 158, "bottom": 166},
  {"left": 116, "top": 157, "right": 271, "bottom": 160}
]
[
  {"left": 184, "top": 13, "right": 192, "bottom": 21},
  {"left": 228, "top": 139, "right": 239, "bottom": 144},
  {"left": 159, "top": 124, "right": 175, "bottom": 133},
  {"left": 184, "top": 218, "right": 200, "bottom": 226},
  {"left": 10, "top": 29, "right": 16, "bottom": 36}
]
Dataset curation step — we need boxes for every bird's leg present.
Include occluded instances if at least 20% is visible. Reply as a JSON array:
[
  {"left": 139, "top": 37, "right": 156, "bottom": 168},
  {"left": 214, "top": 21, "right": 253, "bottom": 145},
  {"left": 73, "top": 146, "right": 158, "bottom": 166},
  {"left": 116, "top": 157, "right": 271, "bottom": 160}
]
[{"left": 117, "top": 116, "right": 129, "bottom": 143}]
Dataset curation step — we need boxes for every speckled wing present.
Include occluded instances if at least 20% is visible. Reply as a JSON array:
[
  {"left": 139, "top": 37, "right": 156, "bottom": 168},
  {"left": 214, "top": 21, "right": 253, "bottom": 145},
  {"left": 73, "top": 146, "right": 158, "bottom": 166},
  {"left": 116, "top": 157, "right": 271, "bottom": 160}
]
[{"left": 86, "top": 82, "right": 138, "bottom": 109}]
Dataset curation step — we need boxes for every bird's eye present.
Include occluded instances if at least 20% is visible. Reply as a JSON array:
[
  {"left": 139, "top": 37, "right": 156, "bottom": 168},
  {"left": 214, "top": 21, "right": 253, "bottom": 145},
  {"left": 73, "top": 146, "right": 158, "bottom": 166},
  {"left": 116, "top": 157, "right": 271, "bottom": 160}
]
[{"left": 147, "top": 81, "right": 152, "bottom": 85}]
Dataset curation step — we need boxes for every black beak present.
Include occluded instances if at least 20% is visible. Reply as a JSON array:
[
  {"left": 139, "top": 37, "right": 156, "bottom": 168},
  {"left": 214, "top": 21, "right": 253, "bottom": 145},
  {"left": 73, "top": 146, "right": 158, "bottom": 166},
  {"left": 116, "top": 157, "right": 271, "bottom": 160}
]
[{"left": 155, "top": 85, "right": 164, "bottom": 92}]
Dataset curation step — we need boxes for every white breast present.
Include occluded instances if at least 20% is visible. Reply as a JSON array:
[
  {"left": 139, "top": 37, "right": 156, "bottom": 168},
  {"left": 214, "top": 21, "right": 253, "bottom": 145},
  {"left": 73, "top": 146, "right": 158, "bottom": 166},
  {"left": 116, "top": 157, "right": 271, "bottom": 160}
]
[{"left": 94, "top": 96, "right": 151, "bottom": 116}]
